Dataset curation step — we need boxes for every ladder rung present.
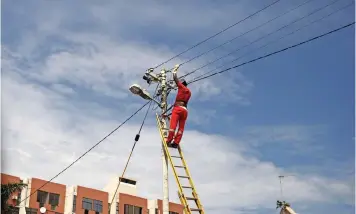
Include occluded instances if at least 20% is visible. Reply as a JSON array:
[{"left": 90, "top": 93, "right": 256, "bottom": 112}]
[
  {"left": 171, "top": 155, "right": 182, "bottom": 158},
  {"left": 156, "top": 114, "right": 204, "bottom": 214},
  {"left": 186, "top": 197, "right": 197, "bottom": 200}
]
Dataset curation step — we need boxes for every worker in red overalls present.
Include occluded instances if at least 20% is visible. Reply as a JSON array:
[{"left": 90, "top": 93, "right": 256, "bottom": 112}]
[{"left": 166, "top": 64, "right": 191, "bottom": 149}]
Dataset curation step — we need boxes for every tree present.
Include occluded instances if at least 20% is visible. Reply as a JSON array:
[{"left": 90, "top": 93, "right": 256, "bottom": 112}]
[
  {"left": 276, "top": 200, "right": 291, "bottom": 209},
  {"left": 1, "top": 182, "right": 27, "bottom": 213}
]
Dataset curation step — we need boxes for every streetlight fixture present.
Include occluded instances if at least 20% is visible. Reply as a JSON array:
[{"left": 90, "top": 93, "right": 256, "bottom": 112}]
[{"left": 129, "top": 84, "right": 161, "bottom": 107}]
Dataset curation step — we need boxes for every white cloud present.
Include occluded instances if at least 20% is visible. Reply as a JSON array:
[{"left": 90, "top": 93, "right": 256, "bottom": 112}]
[
  {"left": 3, "top": 29, "right": 252, "bottom": 106},
  {"left": 1, "top": 60, "right": 352, "bottom": 213},
  {"left": 5, "top": 0, "right": 351, "bottom": 106},
  {"left": 2, "top": 1, "right": 354, "bottom": 213},
  {"left": 51, "top": 83, "right": 76, "bottom": 95},
  {"left": 238, "top": 125, "right": 330, "bottom": 157}
]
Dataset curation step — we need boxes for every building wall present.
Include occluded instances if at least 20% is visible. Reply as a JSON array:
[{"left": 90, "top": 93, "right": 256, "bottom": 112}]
[
  {"left": 1, "top": 173, "right": 22, "bottom": 207},
  {"left": 157, "top": 199, "right": 184, "bottom": 214},
  {"left": 19, "top": 178, "right": 31, "bottom": 214},
  {"left": 103, "top": 176, "right": 137, "bottom": 198},
  {"left": 147, "top": 199, "right": 157, "bottom": 214},
  {"left": 1, "top": 173, "right": 184, "bottom": 214},
  {"left": 75, "top": 185, "right": 108, "bottom": 214},
  {"left": 64, "top": 186, "right": 76, "bottom": 214},
  {"left": 119, "top": 193, "right": 147, "bottom": 214},
  {"left": 29, "top": 178, "right": 66, "bottom": 214},
  {"left": 103, "top": 176, "right": 138, "bottom": 214}
]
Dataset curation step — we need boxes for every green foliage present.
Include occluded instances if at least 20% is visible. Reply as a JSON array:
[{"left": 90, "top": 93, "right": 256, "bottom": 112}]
[
  {"left": 276, "top": 200, "right": 291, "bottom": 209},
  {"left": 1, "top": 182, "right": 27, "bottom": 213}
]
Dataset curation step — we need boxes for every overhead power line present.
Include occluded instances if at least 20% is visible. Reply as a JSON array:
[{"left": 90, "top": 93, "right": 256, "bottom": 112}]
[
  {"left": 179, "top": 0, "right": 316, "bottom": 77},
  {"left": 183, "top": 0, "right": 343, "bottom": 79},
  {"left": 154, "top": 3, "right": 353, "bottom": 117},
  {"left": 17, "top": 1, "right": 353, "bottom": 205},
  {"left": 188, "top": 22, "right": 355, "bottom": 84},
  {"left": 152, "top": 0, "right": 282, "bottom": 69},
  {"left": 19, "top": 100, "right": 151, "bottom": 204},
  {"left": 190, "top": 0, "right": 354, "bottom": 81}
]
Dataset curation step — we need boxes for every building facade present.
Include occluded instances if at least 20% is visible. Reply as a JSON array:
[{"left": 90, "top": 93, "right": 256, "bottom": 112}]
[
  {"left": 1, "top": 173, "right": 22, "bottom": 211},
  {"left": 1, "top": 173, "right": 183, "bottom": 214},
  {"left": 64, "top": 185, "right": 109, "bottom": 214}
]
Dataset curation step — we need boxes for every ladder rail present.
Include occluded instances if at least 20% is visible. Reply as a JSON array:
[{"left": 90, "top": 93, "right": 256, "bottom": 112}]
[
  {"left": 178, "top": 191, "right": 190, "bottom": 214},
  {"left": 156, "top": 113, "right": 204, "bottom": 214},
  {"left": 156, "top": 114, "right": 191, "bottom": 212},
  {"left": 177, "top": 147, "right": 205, "bottom": 213}
]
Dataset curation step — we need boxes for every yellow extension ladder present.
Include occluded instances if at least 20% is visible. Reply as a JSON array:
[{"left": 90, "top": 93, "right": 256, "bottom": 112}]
[{"left": 156, "top": 113, "right": 205, "bottom": 214}]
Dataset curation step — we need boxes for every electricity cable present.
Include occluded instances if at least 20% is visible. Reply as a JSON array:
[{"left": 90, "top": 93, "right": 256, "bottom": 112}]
[
  {"left": 17, "top": 2, "right": 353, "bottom": 204},
  {"left": 104, "top": 21, "right": 356, "bottom": 203},
  {"left": 162, "top": 0, "right": 347, "bottom": 113},
  {"left": 19, "top": 100, "right": 152, "bottom": 204},
  {"left": 179, "top": 0, "right": 315, "bottom": 77},
  {"left": 182, "top": 0, "right": 343, "bottom": 79},
  {"left": 188, "top": 21, "right": 355, "bottom": 84},
  {"left": 108, "top": 85, "right": 159, "bottom": 213},
  {"left": 152, "top": 0, "right": 282, "bottom": 69},
  {"left": 191, "top": 0, "right": 353, "bottom": 81}
]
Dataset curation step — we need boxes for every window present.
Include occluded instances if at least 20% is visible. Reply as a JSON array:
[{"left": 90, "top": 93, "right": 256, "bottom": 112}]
[
  {"left": 169, "top": 212, "right": 178, "bottom": 214},
  {"left": 124, "top": 204, "right": 132, "bottom": 214},
  {"left": 84, "top": 210, "right": 89, "bottom": 214},
  {"left": 72, "top": 195, "right": 76, "bottom": 212},
  {"left": 116, "top": 202, "right": 119, "bottom": 214},
  {"left": 49, "top": 193, "right": 60, "bottom": 209},
  {"left": 93, "top": 199, "right": 103, "bottom": 213},
  {"left": 134, "top": 206, "right": 142, "bottom": 214},
  {"left": 9, "top": 207, "right": 19, "bottom": 214},
  {"left": 124, "top": 204, "right": 142, "bottom": 214},
  {"left": 155, "top": 208, "right": 159, "bottom": 214},
  {"left": 82, "top": 197, "right": 93, "bottom": 210},
  {"left": 25, "top": 208, "right": 38, "bottom": 214},
  {"left": 36, "top": 190, "right": 48, "bottom": 204}
]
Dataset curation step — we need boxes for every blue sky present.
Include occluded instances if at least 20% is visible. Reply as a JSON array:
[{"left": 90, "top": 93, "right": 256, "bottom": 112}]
[{"left": 1, "top": 0, "right": 355, "bottom": 213}]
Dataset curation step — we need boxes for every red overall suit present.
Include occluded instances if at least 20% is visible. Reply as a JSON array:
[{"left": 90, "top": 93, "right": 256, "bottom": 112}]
[{"left": 166, "top": 80, "right": 191, "bottom": 145}]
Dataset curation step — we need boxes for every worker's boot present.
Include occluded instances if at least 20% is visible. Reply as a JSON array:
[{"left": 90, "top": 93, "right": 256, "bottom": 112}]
[
  {"left": 166, "top": 140, "right": 173, "bottom": 148},
  {"left": 170, "top": 142, "right": 178, "bottom": 149}
]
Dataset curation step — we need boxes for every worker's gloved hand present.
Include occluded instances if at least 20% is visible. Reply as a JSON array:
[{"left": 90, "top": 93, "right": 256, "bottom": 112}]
[{"left": 173, "top": 64, "right": 180, "bottom": 74}]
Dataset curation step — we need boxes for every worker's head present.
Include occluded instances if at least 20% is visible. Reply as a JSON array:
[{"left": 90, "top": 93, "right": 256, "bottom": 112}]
[{"left": 180, "top": 78, "right": 188, "bottom": 86}]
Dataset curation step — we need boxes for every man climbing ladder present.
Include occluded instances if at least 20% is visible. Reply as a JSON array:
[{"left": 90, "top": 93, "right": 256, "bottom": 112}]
[{"left": 166, "top": 64, "right": 192, "bottom": 149}]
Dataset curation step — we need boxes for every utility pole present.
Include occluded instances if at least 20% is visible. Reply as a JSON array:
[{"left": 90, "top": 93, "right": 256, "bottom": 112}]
[
  {"left": 129, "top": 67, "right": 172, "bottom": 214},
  {"left": 160, "top": 68, "right": 169, "bottom": 214},
  {"left": 130, "top": 67, "right": 205, "bottom": 214},
  {"left": 278, "top": 174, "right": 295, "bottom": 201}
]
